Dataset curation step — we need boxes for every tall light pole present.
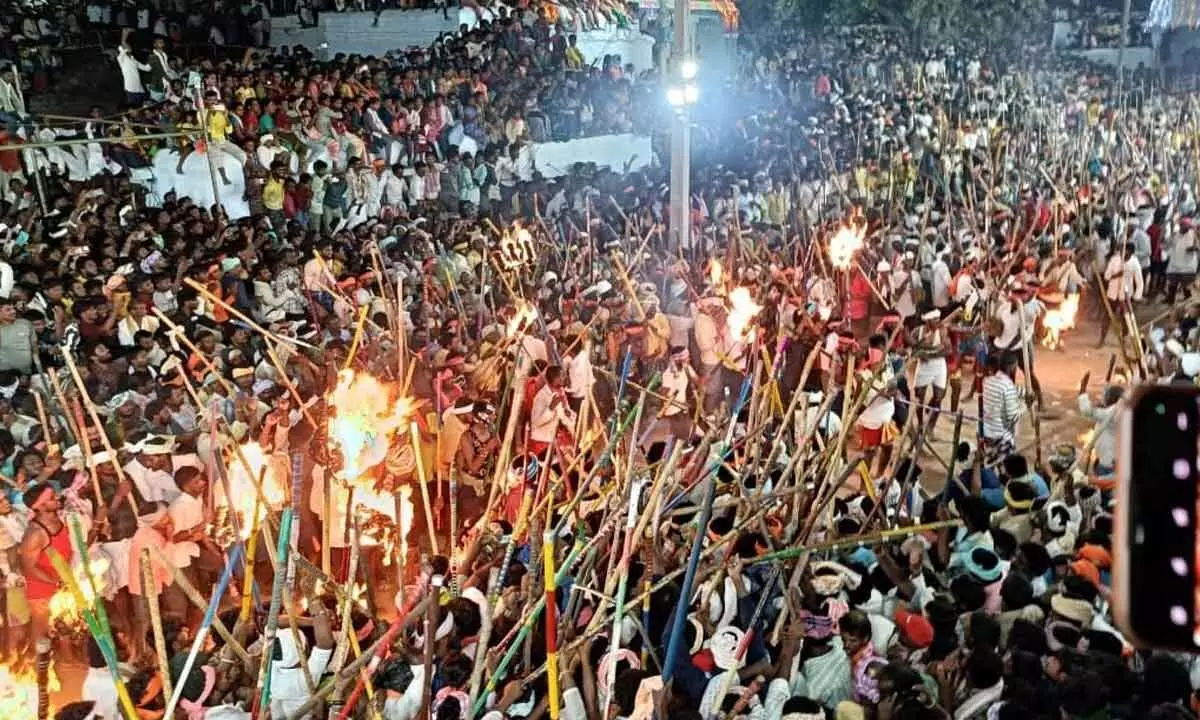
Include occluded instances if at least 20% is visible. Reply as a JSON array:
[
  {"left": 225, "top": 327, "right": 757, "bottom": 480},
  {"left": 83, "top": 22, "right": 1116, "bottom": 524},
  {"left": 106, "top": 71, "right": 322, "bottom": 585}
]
[
  {"left": 667, "top": 0, "right": 696, "bottom": 250},
  {"left": 1117, "top": 0, "right": 1132, "bottom": 90}
]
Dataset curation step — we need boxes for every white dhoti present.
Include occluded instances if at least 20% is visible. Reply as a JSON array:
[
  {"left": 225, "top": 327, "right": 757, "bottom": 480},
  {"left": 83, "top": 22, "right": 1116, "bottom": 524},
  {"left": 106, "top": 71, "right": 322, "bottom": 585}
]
[
  {"left": 913, "top": 357, "right": 948, "bottom": 390},
  {"left": 100, "top": 538, "right": 134, "bottom": 591}
]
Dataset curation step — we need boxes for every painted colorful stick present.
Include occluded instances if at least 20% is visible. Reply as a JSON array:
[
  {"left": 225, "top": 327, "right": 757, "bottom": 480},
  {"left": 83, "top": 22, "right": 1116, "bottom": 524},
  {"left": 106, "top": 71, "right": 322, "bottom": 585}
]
[
  {"left": 329, "top": 517, "right": 361, "bottom": 675},
  {"left": 252, "top": 500, "right": 296, "bottom": 720},
  {"left": 344, "top": 305, "right": 370, "bottom": 370},
  {"left": 750, "top": 520, "right": 965, "bottom": 564},
  {"left": 605, "top": 475, "right": 648, "bottom": 711},
  {"left": 36, "top": 638, "right": 51, "bottom": 720},
  {"left": 163, "top": 544, "right": 244, "bottom": 720},
  {"left": 705, "top": 564, "right": 782, "bottom": 720},
  {"left": 609, "top": 348, "right": 633, "bottom": 436},
  {"left": 140, "top": 548, "right": 174, "bottom": 705},
  {"left": 449, "top": 460, "right": 460, "bottom": 597},
  {"left": 70, "top": 517, "right": 113, "bottom": 639},
  {"left": 410, "top": 421, "right": 440, "bottom": 555},
  {"left": 321, "top": 580, "right": 431, "bottom": 720},
  {"left": 150, "top": 545, "right": 252, "bottom": 667},
  {"left": 239, "top": 468, "right": 266, "bottom": 624},
  {"left": 543, "top": 529, "right": 560, "bottom": 720},
  {"left": 470, "top": 539, "right": 585, "bottom": 719},
  {"left": 47, "top": 548, "right": 143, "bottom": 720},
  {"left": 420, "top": 575, "right": 442, "bottom": 718},
  {"left": 490, "top": 475, "right": 536, "bottom": 603},
  {"left": 661, "top": 470, "right": 716, "bottom": 685}
]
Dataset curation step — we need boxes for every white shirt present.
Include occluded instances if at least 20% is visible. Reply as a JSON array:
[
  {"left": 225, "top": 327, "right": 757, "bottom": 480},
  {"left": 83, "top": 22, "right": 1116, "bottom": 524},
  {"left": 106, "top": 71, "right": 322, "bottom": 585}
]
[
  {"left": 124, "top": 459, "right": 180, "bottom": 505},
  {"left": 303, "top": 257, "right": 336, "bottom": 293},
  {"left": 117, "top": 314, "right": 161, "bottom": 347},
  {"left": 205, "top": 706, "right": 251, "bottom": 720},
  {"left": 565, "top": 349, "right": 594, "bottom": 400},
  {"left": 666, "top": 311, "right": 694, "bottom": 348},
  {"left": 931, "top": 258, "right": 952, "bottom": 307},
  {"left": 992, "top": 302, "right": 1023, "bottom": 350},
  {"left": 1104, "top": 254, "right": 1144, "bottom": 301},
  {"left": 82, "top": 666, "right": 120, "bottom": 720},
  {"left": 530, "top": 384, "right": 574, "bottom": 444},
  {"left": 270, "top": 647, "right": 334, "bottom": 720},
  {"left": 953, "top": 269, "right": 976, "bottom": 303},
  {"left": 660, "top": 363, "right": 691, "bottom": 416},
  {"left": 891, "top": 267, "right": 917, "bottom": 318},
  {"left": 381, "top": 664, "right": 425, "bottom": 720},
  {"left": 117, "top": 48, "right": 150, "bottom": 93},
  {"left": 0, "top": 260, "right": 13, "bottom": 299}
]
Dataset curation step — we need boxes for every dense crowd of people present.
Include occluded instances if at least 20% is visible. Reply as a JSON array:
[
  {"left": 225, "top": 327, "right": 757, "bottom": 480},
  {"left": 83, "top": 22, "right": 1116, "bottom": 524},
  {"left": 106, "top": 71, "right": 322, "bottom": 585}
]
[{"left": 0, "top": 1, "right": 1199, "bottom": 720}]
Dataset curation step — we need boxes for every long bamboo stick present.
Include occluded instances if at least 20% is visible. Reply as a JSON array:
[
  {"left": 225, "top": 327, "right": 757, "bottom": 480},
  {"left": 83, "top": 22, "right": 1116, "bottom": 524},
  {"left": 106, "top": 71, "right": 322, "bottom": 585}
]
[
  {"left": 149, "top": 544, "right": 252, "bottom": 666},
  {"left": 140, "top": 548, "right": 174, "bottom": 705},
  {"left": 162, "top": 544, "right": 243, "bottom": 720}
]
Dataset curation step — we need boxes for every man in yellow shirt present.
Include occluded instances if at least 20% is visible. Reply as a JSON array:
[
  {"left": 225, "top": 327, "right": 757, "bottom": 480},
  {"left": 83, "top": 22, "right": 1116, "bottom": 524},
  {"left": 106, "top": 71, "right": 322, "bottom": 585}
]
[
  {"left": 200, "top": 90, "right": 247, "bottom": 184},
  {"left": 263, "top": 164, "right": 286, "bottom": 229},
  {"left": 565, "top": 34, "right": 585, "bottom": 69}
]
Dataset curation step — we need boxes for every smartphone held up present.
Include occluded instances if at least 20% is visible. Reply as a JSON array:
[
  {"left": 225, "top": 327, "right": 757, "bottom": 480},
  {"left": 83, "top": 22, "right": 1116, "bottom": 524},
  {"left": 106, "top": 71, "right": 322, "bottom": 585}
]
[{"left": 1116, "top": 384, "right": 1200, "bottom": 649}]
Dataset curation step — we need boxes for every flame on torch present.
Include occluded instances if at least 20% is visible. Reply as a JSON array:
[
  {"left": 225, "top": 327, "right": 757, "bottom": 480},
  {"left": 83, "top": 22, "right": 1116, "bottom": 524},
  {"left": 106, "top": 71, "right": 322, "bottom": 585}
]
[
  {"left": 1041, "top": 294, "right": 1079, "bottom": 349},
  {"left": 224, "top": 441, "right": 287, "bottom": 536},
  {"left": 397, "top": 484, "right": 413, "bottom": 565},
  {"left": 0, "top": 663, "right": 60, "bottom": 719},
  {"left": 327, "top": 369, "right": 416, "bottom": 480},
  {"left": 727, "top": 287, "right": 763, "bottom": 343},
  {"left": 829, "top": 224, "right": 866, "bottom": 271},
  {"left": 49, "top": 556, "right": 110, "bottom": 630},
  {"left": 708, "top": 258, "right": 724, "bottom": 289},
  {"left": 506, "top": 301, "right": 539, "bottom": 336}
]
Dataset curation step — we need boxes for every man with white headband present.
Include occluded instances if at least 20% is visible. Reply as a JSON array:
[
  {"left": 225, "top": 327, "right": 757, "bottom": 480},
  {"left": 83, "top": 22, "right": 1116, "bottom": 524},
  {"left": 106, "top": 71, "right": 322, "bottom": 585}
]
[{"left": 908, "top": 309, "right": 949, "bottom": 429}]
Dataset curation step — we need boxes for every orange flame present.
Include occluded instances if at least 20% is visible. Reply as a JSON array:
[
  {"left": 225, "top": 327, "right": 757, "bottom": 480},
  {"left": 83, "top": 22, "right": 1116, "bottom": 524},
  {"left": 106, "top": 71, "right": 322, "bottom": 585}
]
[
  {"left": 727, "top": 287, "right": 762, "bottom": 342},
  {"left": 829, "top": 224, "right": 866, "bottom": 270},
  {"left": 0, "top": 663, "right": 60, "bottom": 720},
  {"left": 1042, "top": 293, "right": 1079, "bottom": 349},
  {"left": 506, "top": 302, "right": 539, "bottom": 336},
  {"left": 327, "top": 369, "right": 416, "bottom": 481},
  {"left": 711, "top": 0, "right": 740, "bottom": 30},
  {"left": 223, "top": 442, "right": 287, "bottom": 537},
  {"left": 708, "top": 258, "right": 724, "bottom": 289},
  {"left": 49, "top": 556, "right": 110, "bottom": 629}
]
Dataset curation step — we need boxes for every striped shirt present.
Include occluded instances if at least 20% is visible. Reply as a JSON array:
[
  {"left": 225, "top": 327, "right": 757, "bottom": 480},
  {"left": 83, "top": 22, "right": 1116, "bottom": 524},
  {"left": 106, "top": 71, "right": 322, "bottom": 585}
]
[
  {"left": 791, "top": 640, "right": 853, "bottom": 712},
  {"left": 981, "top": 373, "right": 1022, "bottom": 444}
]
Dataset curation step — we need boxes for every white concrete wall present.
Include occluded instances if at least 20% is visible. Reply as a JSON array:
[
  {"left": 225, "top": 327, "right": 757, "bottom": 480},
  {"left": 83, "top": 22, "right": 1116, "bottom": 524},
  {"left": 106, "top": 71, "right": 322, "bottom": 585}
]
[
  {"left": 271, "top": 10, "right": 458, "bottom": 57},
  {"left": 1071, "top": 46, "right": 1158, "bottom": 69},
  {"left": 271, "top": 10, "right": 656, "bottom": 70}
]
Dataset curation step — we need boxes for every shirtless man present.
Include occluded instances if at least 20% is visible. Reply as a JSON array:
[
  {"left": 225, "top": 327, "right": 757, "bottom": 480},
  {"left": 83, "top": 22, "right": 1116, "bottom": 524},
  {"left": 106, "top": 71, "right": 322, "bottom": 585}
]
[{"left": 908, "top": 309, "right": 951, "bottom": 430}]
